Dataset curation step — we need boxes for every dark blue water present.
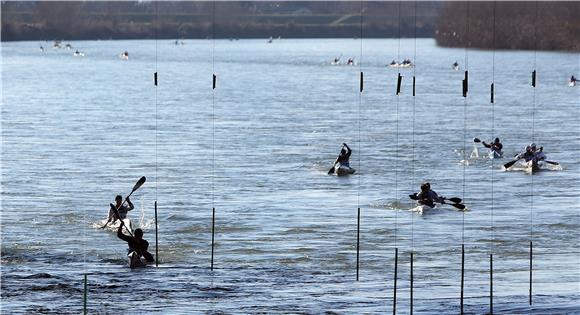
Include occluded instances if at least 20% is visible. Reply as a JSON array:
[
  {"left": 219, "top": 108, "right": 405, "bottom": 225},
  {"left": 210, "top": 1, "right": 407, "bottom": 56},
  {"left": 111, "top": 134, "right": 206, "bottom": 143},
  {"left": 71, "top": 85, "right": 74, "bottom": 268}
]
[{"left": 1, "top": 39, "right": 579, "bottom": 314}]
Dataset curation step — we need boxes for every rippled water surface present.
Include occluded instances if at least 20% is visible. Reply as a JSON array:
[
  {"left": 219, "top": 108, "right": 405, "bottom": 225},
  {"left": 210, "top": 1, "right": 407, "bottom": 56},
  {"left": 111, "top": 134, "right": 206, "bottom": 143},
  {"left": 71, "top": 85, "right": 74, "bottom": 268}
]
[{"left": 2, "top": 39, "right": 579, "bottom": 314}]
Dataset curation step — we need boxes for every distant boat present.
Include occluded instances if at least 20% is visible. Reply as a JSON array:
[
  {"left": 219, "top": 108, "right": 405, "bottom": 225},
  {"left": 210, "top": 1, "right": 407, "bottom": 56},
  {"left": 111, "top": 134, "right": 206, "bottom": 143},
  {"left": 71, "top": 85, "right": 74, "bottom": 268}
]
[{"left": 73, "top": 50, "right": 84, "bottom": 57}]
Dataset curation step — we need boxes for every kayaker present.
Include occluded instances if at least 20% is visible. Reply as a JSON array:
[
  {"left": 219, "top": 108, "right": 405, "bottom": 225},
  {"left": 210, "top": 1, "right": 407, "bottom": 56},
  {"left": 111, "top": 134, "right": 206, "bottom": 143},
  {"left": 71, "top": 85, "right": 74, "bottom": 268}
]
[
  {"left": 482, "top": 138, "right": 503, "bottom": 154},
  {"left": 515, "top": 145, "right": 535, "bottom": 162},
  {"left": 101, "top": 194, "right": 134, "bottom": 229},
  {"left": 117, "top": 224, "right": 154, "bottom": 263},
  {"left": 416, "top": 182, "right": 444, "bottom": 207},
  {"left": 571, "top": 75, "right": 577, "bottom": 83},
  {"left": 530, "top": 143, "right": 546, "bottom": 161},
  {"left": 336, "top": 143, "right": 352, "bottom": 167}
]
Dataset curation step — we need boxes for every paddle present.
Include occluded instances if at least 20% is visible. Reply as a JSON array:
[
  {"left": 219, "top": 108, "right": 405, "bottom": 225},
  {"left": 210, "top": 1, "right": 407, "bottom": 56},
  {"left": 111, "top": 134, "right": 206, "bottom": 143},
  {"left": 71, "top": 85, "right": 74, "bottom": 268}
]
[
  {"left": 327, "top": 159, "right": 337, "bottom": 175},
  {"left": 504, "top": 159, "right": 558, "bottom": 169},
  {"left": 110, "top": 203, "right": 133, "bottom": 237},
  {"left": 447, "top": 197, "right": 462, "bottom": 204},
  {"left": 503, "top": 159, "right": 520, "bottom": 169},
  {"left": 328, "top": 145, "right": 347, "bottom": 175},
  {"left": 473, "top": 138, "right": 481, "bottom": 143},
  {"left": 102, "top": 176, "right": 146, "bottom": 231}
]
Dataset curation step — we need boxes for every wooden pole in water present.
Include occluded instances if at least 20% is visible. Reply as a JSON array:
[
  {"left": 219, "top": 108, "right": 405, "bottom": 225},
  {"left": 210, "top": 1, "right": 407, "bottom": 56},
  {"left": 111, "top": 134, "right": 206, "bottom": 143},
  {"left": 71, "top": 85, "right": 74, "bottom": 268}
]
[
  {"left": 461, "top": 244, "right": 465, "bottom": 314},
  {"left": 83, "top": 274, "right": 87, "bottom": 314},
  {"left": 155, "top": 201, "right": 158, "bottom": 267},
  {"left": 410, "top": 251, "right": 414, "bottom": 315},
  {"left": 490, "top": 253, "right": 493, "bottom": 314},
  {"left": 529, "top": 241, "right": 533, "bottom": 305},
  {"left": 356, "top": 207, "right": 361, "bottom": 281},
  {"left": 211, "top": 207, "right": 216, "bottom": 270},
  {"left": 393, "top": 248, "right": 398, "bottom": 315}
]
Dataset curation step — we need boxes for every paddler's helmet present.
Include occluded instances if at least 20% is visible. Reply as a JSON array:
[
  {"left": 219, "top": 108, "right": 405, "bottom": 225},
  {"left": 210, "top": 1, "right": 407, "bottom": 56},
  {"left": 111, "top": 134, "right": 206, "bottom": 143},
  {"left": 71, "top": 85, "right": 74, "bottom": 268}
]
[
  {"left": 494, "top": 138, "right": 500, "bottom": 143},
  {"left": 530, "top": 143, "right": 537, "bottom": 150},
  {"left": 134, "top": 228, "right": 143, "bottom": 239},
  {"left": 525, "top": 145, "right": 532, "bottom": 152},
  {"left": 421, "top": 182, "right": 430, "bottom": 190}
]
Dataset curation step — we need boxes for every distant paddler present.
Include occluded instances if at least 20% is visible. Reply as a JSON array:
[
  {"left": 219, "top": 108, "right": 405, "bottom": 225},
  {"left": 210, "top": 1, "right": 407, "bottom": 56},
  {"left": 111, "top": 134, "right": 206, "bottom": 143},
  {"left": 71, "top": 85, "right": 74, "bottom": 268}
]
[
  {"left": 328, "top": 143, "right": 355, "bottom": 176},
  {"left": 101, "top": 194, "right": 134, "bottom": 229},
  {"left": 409, "top": 182, "right": 465, "bottom": 210},
  {"left": 474, "top": 137, "right": 503, "bottom": 158},
  {"left": 504, "top": 143, "right": 558, "bottom": 170},
  {"left": 453, "top": 61, "right": 459, "bottom": 71},
  {"left": 570, "top": 75, "right": 577, "bottom": 87},
  {"left": 120, "top": 51, "right": 129, "bottom": 60}
]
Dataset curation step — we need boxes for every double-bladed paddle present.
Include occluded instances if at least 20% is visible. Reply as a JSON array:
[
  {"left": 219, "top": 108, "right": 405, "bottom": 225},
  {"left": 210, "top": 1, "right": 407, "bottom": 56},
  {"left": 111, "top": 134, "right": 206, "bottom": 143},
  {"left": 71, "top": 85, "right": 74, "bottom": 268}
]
[{"left": 505, "top": 158, "right": 559, "bottom": 169}]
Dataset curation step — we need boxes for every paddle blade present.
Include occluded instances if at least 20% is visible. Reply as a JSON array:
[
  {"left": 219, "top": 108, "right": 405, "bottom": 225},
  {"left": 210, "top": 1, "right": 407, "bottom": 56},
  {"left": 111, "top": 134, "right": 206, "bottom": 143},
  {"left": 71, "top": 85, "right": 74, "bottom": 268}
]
[
  {"left": 409, "top": 194, "right": 419, "bottom": 200},
  {"left": 448, "top": 197, "right": 462, "bottom": 204},
  {"left": 132, "top": 176, "right": 146, "bottom": 192},
  {"left": 473, "top": 138, "right": 481, "bottom": 143},
  {"left": 503, "top": 160, "right": 519, "bottom": 169},
  {"left": 545, "top": 160, "right": 559, "bottom": 166},
  {"left": 451, "top": 203, "right": 466, "bottom": 210},
  {"left": 327, "top": 166, "right": 335, "bottom": 175}
]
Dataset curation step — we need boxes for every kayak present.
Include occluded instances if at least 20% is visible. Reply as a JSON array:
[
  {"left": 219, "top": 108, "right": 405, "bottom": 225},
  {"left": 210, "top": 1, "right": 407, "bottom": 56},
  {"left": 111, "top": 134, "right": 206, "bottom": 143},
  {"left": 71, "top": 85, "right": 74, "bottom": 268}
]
[
  {"left": 570, "top": 80, "right": 576, "bottom": 87},
  {"left": 335, "top": 164, "right": 355, "bottom": 176},
  {"left": 128, "top": 251, "right": 147, "bottom": 269},
  {"left": 523, "top": 160, "right": 543, "bottom": 173},
  {"left": 410, "top": 204, "right": 435, "bottom": 214}
]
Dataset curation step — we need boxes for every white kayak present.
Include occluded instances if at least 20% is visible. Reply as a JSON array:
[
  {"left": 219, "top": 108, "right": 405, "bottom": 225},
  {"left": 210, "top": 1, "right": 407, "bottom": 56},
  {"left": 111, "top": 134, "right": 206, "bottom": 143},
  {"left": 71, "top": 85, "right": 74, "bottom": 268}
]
[
  {"left": 128, "top": 251, "right": 147, "bottom": 269},
  {"left": 410, "top": 204, "right": 435, "bottom": 214},
  {"left": 335, "top": 164, "right": 355, "bottom": 176},
  {"left": 523, "top": 160, "right": 543, "bottom": 173},
  {"left": 570, "top": 80, "right": 576, "bottom": 87}
]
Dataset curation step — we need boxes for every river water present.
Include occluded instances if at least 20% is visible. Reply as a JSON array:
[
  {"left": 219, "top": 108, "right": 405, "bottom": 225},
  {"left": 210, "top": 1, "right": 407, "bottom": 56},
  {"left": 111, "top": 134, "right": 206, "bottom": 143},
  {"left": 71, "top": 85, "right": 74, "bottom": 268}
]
[{"left": 1, "top": 39, "right": 579, "bottom": 314}]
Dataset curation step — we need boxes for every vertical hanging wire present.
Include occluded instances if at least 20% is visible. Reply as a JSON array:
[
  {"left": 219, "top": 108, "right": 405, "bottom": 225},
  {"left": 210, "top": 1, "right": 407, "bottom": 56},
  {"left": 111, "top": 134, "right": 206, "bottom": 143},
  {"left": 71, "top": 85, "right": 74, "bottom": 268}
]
[
  {"left": 355, "top": 0, "right": 363, "bottom": 282},
  {"left": 529, "top": 0, "right": 539, "bottom": 306},
  {"left": 460, "top": 2, "right": 470, "bottom": 313},
  {"left": 392, "top": 4, "right": 402, "bottom": 310},
  {"left": 490, "top": 2, "right": 497, "bottom": 313},
  {"left": 411, "top": 2, "right": 418, "bottom": 314},
  {"left": 154, "top": 0, "right": 158, "bottom": 218},
  {"left": 153, "top": 0, "right": 159, "bottom": 267},
  {"left": 210, "top": 0, "right": 216, "bottom": 271}
]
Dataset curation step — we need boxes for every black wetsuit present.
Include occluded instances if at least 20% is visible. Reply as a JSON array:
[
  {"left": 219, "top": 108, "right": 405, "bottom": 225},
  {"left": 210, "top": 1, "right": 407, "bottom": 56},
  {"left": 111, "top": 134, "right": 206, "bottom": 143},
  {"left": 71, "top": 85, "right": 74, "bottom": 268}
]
[
  {"left": 482, "top": 141, "right": 503, "bottom": 152},
  {"left": 117, "top": 228, "right": 154, "bottom": 262}
]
